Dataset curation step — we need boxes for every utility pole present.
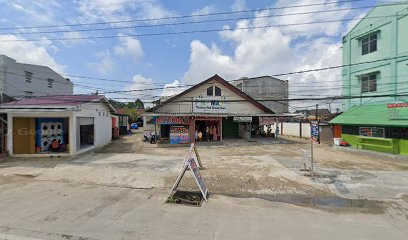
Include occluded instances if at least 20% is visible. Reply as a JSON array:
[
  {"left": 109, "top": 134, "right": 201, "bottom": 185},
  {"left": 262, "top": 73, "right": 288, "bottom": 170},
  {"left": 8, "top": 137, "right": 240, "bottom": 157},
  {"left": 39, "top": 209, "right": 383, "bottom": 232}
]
[{"left": 310, "top": 104, "right": 318, "bottom": 178}]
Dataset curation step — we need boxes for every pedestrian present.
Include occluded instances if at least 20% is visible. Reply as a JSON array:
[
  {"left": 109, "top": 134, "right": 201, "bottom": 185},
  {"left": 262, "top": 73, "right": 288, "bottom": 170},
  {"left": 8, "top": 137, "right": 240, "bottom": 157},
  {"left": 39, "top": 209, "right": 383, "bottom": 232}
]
[
  {"left": 213, "top": 126, "right": 218, "bottom": 141},
  {"left": 198, "top": 130, "right": 203, "bottom": 142},
  {"left": 209, "top": 124, "right": 213, "bottom": 141},
  {"left": 205, "top": 126, "right": 209, "bottom": 141},
  {"left": 195, "top": 129, "right": 198, "bottom": 141}
]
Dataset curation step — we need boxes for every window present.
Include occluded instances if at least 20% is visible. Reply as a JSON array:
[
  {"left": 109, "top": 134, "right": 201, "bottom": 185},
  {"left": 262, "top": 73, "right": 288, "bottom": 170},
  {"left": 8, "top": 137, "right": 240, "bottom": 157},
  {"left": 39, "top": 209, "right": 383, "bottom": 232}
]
[
  {"left": 47, "top": 79, "right": 54, "bottom": 88},
  {"left": 207, "top": 86, "right": 213, "bottom": 96},
  {"left": 25, "top": 71, "right": 32, "bottom": 83},
  {"left": 361, "top": 33, "right": 377, "bottom": 55},
  {"left": 342, "top": 126, "right": 359, "bottom": 135},
  {"left": 215, "top": 86, "right": 221, "bottom": 96},
  {"left": 361, "top": 73, "right": 377, "bottom": 93},
  {"left": 236, "top": 83, "right": 243, "bottom": 90},
  {"left": 359, "top": 127, "right": 385, "bottom": 138}
]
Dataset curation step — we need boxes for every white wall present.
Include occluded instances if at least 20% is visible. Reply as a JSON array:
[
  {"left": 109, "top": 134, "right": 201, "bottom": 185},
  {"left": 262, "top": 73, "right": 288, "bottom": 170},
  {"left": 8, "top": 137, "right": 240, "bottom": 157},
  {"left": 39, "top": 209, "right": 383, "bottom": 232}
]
[
  {"left": 155, "top": 79, "right": 266, "bottom": 115},
  {"left": 282, "top": 122, "right": 300, "bottom": 137},
  {"left": 0, "top": 55, "right": 73, "bottom": 98},
  {"left": 6, "top": 111, "right": 74, "bottom": 156},
  {"left": 238, "top": 122, "right": 251, "bottom": 140},
  {"left": 301, "top": 124, "right": 311, "bottom": 138},
  {"left": 75, "top": 102, "right": 112, "bottom": 149},
  {"left": 275, "top": 122, "right": 311, "bottom": 138}
]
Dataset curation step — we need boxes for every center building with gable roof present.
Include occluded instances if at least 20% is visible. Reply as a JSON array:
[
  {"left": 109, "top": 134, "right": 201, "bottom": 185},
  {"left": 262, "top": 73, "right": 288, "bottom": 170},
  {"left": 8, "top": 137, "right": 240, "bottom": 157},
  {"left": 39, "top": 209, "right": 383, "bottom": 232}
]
[{"left": 144, "top": 75, "right": 279, "bottom": 144}]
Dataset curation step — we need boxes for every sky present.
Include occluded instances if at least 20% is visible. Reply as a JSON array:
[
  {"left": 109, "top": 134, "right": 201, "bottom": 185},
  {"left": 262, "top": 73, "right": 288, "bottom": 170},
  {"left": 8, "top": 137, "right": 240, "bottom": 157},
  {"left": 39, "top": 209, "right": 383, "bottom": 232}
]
[{"left": 0, "top": 0, "right": 382, "bottom": 111}]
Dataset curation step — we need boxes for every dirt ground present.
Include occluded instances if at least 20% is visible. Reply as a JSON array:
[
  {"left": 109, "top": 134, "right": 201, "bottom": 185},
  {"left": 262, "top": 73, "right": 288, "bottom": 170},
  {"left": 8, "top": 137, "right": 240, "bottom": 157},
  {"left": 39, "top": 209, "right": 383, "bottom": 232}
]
[
  {"left": 1, "top": 130, "right": 407, "bottom": 200},
  {"left": 0, "top": 130, "right": 407, "bottom": 239}
]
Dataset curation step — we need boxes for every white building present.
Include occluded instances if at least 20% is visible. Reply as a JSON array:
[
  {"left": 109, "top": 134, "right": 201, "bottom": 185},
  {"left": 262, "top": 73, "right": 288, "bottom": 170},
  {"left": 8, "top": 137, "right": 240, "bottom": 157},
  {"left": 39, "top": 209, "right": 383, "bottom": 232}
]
[
  {"left": 144, "top": 75, "right": 276, "bottom": 144},
  {"left": 0, "top": 55, "right": 73, "bottom": 102},
  {"left": 0, "top": 95, "right": 116, "bottom": 156}
]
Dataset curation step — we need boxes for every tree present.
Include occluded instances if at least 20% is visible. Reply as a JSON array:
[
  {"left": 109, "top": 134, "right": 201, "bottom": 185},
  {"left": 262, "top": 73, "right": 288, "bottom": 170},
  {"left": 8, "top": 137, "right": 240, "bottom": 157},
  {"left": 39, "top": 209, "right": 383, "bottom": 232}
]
[
  {"left": 108, "top": 99, "right": 126, "bottom": 109},
  {"left": 135, "top": 98, "right": 144, "bottom": 109}
]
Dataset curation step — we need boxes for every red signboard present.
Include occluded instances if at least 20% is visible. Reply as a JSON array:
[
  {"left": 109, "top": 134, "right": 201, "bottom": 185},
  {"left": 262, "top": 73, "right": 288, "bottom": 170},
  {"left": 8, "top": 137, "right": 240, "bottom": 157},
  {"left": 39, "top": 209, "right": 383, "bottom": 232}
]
[
  {"left": 155, "top": 116, "right": 190, "bottom": 124},
  {"left": 387, "top": 103, "right": 408, "bottom": 108},
  {"left": 259, "top": 117, "right": 275, "bottom": 126}
]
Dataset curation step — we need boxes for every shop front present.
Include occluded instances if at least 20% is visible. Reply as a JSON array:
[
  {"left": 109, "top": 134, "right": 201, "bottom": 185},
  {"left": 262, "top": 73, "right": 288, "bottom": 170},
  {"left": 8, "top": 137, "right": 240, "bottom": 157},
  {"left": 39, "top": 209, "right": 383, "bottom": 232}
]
[
  {"left": 145, "top": 74, "right": 276, "bottom": 145},
  {"left": 330, "top": 103, "right": 408, "bottom": 155},
  {"left": 0, "top": 94, "right": 116, "bottom": 156},
  {"left": 152, "top": 115, "right": 222, "bottom": 144}
]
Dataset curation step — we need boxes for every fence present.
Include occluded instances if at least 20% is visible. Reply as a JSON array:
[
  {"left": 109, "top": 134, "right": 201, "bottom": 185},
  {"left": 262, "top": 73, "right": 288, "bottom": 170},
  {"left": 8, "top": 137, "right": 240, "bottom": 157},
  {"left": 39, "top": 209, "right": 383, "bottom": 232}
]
[{"left": 273, "top": 122, "right": 333, "bottom": 143}]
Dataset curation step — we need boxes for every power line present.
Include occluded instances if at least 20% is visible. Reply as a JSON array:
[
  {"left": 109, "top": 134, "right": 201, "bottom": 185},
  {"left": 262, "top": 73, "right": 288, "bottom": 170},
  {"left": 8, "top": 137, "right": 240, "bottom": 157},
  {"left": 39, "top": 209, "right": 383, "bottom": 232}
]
[
  {"left": 3, "top": 92, "right": 408, "bottom": 106},
  {"left": 5, "top": 4, "right": 393, "bottom": 36},
  {"left": 98, "top": 55, "right": 408, "bottom": 94},
  {"left": 0, "top": 0, "right": 364, "bottom": 31},
  {"left": 2, "top": 55, "right": 408, "bottom": 97},
  {"left": 0, "top": 15, "right": 401, "bottom": 42}
]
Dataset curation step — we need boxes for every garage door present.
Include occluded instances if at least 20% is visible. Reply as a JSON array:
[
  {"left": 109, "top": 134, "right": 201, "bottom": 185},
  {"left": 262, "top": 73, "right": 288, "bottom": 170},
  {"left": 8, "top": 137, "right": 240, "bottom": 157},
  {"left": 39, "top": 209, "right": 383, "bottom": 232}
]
[{"left": 13, "top": 118, "right": 35, "bottom": 154}]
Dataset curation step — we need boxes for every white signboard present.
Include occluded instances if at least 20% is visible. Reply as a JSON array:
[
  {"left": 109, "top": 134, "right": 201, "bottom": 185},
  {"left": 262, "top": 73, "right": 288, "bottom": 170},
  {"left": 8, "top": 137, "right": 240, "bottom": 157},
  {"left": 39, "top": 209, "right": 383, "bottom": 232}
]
[
  {"left": 233, "top": 116, "right": 252, "bottom": 122},
  {"left": 187, "top": 158, "right": 208, "bottom": 201},
  {"left": 193, "top": 97, "right": 227, "bottom": 113},
  {"left": 168, "top": 157, "right": 209, "bottom": 202}
]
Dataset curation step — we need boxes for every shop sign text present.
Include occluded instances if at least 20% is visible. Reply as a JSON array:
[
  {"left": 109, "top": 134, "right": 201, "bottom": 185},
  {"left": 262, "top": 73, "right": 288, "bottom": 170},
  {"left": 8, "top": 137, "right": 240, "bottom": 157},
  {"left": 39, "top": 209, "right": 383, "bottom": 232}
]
[
  {"left": 155, "top": 116, "right": 190, "bottom": 125},
  {"left": 193, "top": 97, "right": 227, "bottom": 113}
]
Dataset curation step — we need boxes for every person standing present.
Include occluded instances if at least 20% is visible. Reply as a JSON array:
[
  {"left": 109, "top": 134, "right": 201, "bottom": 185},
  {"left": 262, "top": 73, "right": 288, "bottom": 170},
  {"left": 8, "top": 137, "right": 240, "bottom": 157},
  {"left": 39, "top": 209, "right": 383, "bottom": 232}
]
[
  {"left": 209, "top": 124, "right": 213, "bottom": 141},
  {"left": 213, "top": 125, "right": 218, "bottom": 141},
  {"left": 205, "top": 125, "right": 210, "bottom": 141},
  {"left": 198, "top": 130, "right": 203, "bottom": 142}
]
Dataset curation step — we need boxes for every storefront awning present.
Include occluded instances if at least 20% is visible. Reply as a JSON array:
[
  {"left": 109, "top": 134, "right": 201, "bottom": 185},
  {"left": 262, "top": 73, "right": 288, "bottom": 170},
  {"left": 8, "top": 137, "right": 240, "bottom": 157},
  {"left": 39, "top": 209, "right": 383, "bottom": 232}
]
[
  {"left": 143, "top": 112, "right": 299, "bottom": 117},
  {"left": 330, "top": 104, "right": 408, "bottom": 127}
]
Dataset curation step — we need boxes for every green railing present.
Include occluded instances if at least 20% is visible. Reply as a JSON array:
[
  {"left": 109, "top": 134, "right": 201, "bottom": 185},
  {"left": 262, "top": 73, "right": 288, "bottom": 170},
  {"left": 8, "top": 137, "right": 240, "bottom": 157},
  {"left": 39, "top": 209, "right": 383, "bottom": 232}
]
[{"left": 356, "top": 136, "right": 399, "bottom": 154}]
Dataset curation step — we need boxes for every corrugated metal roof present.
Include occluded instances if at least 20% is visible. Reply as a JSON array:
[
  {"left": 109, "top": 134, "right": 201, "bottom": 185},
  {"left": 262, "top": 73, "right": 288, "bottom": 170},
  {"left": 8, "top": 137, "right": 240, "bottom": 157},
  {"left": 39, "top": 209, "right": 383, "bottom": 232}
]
[
  {"left": 0, "top": 95, "right": 103, "bottom": 107},
  {"left": 329, "top": 104, "right": 408, "bottom": 127},
  {"left": 0, "top": 95, "right": 116, "bottom": 113}
]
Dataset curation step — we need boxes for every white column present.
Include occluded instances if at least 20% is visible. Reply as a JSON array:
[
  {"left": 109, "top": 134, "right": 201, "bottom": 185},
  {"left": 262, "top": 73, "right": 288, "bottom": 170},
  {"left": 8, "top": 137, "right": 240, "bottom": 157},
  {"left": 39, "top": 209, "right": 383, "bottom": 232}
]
[
  {"left": 69, "top": 113, "right": 76, "bottom": 155},
  {"left": 6, "top": 113, "right": 12, "bottom": 155}
]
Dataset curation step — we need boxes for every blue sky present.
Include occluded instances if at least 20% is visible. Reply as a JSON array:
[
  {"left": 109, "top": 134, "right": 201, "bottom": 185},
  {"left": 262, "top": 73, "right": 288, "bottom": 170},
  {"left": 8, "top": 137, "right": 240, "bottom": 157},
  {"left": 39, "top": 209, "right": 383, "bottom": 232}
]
[{"left": 0, "top": 0, "right": 381, "bottom": 109}]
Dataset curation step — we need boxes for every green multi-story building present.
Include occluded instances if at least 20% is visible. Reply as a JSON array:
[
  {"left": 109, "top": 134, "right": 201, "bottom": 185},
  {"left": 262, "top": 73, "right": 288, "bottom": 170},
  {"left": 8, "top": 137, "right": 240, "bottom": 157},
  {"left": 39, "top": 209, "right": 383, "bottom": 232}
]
[
  {"left": 342, "top": 3, "right": 408, "bottom": 109},
  {"left": 331, "top": 3, "right": 408, "bottom": 155}
]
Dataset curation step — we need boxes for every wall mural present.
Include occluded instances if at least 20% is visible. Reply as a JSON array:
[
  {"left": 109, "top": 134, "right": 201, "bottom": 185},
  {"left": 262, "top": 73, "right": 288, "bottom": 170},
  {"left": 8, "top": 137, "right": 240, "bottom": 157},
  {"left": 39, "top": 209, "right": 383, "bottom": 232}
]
[
  {"left": 35, "top": 118, "right": 64, "bottom": 152},
  {"left": 170, "top": 126, "right": 190, "bottom": 144}
]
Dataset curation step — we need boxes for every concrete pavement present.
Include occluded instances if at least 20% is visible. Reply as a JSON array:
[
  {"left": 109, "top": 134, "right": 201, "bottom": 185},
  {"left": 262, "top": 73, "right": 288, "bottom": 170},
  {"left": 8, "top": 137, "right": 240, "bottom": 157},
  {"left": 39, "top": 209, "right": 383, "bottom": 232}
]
[{"left": 0, "top": 177, "right": 407, "bottom": 240}]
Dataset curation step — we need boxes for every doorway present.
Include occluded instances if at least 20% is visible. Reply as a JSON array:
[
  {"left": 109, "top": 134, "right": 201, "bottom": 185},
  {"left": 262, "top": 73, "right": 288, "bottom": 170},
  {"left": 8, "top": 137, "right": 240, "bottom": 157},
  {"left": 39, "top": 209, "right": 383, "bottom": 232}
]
[
  {"left": 77, "top": 117, "right": 94, "bottom": 150},
  {"left": 195, "top": 119, "right": 220, "bottom": 142}
]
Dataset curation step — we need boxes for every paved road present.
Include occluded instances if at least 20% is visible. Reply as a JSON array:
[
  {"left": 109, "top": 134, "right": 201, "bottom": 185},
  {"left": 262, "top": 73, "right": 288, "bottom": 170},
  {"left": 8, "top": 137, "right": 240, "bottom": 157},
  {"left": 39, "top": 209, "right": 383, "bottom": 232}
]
[
  {"left": 0, "top": 177, "right": 407, "bottom": 240},
  {"left": 0, "top": 131, "right": 407, "bottom": 239}
]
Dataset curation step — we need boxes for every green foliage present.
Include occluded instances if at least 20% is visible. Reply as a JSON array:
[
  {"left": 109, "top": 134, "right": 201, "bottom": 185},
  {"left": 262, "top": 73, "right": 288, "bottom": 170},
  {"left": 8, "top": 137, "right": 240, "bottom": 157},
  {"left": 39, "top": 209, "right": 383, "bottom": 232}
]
[
  {"left": 108, "top": 98, "right": 144, "bottom": 122},
  {"left": 122, "top": 108, "right": 139, "bottom": 122}
]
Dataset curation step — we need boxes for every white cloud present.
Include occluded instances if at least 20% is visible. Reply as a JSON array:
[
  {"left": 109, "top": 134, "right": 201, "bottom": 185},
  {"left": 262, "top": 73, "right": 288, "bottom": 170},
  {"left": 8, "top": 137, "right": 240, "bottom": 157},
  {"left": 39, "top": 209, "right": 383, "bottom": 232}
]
[
  {"left": 182, "top": 25, "right": 294, "bottom": 85},
  {"left": 136, "top": 0, "right": 177, "bottom": 22},
  {"left": 123, "top": 74, "right": 158, "bottom": 106},
  {"left": 88, "top": 50, "right": 115, "bottom": 75},
  {"left": 76, "top": 0, "right": 176, "bottom": 27},
  {"left": 60, "top": 31, "right": 89, "bottom": 46},
  {"left": 180, "top": 0, "right": 354, "bottom": 109},
  {"left": 76, "top": 0, "right": 132, "bottom": 23},
  {"left": 269, "top": 0, "right": 353, "bottom": 38},
  {"left": 231, "top": 0, "right": 246, "bottom": 12},
  {"left": 0, "top": 34, "right": 65, "bottom": 73},
  {"left": 113, "top": 34, "right": 144, "bottom": 62},
  {"left": 161, "top": 80, "right": 186, "bottom": 97},
  {"left": 4, "top": 0, "right": 61, "bottom": 25},
  {"left": 192, "top": 5, "right": 216, "bottom": 16}
]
